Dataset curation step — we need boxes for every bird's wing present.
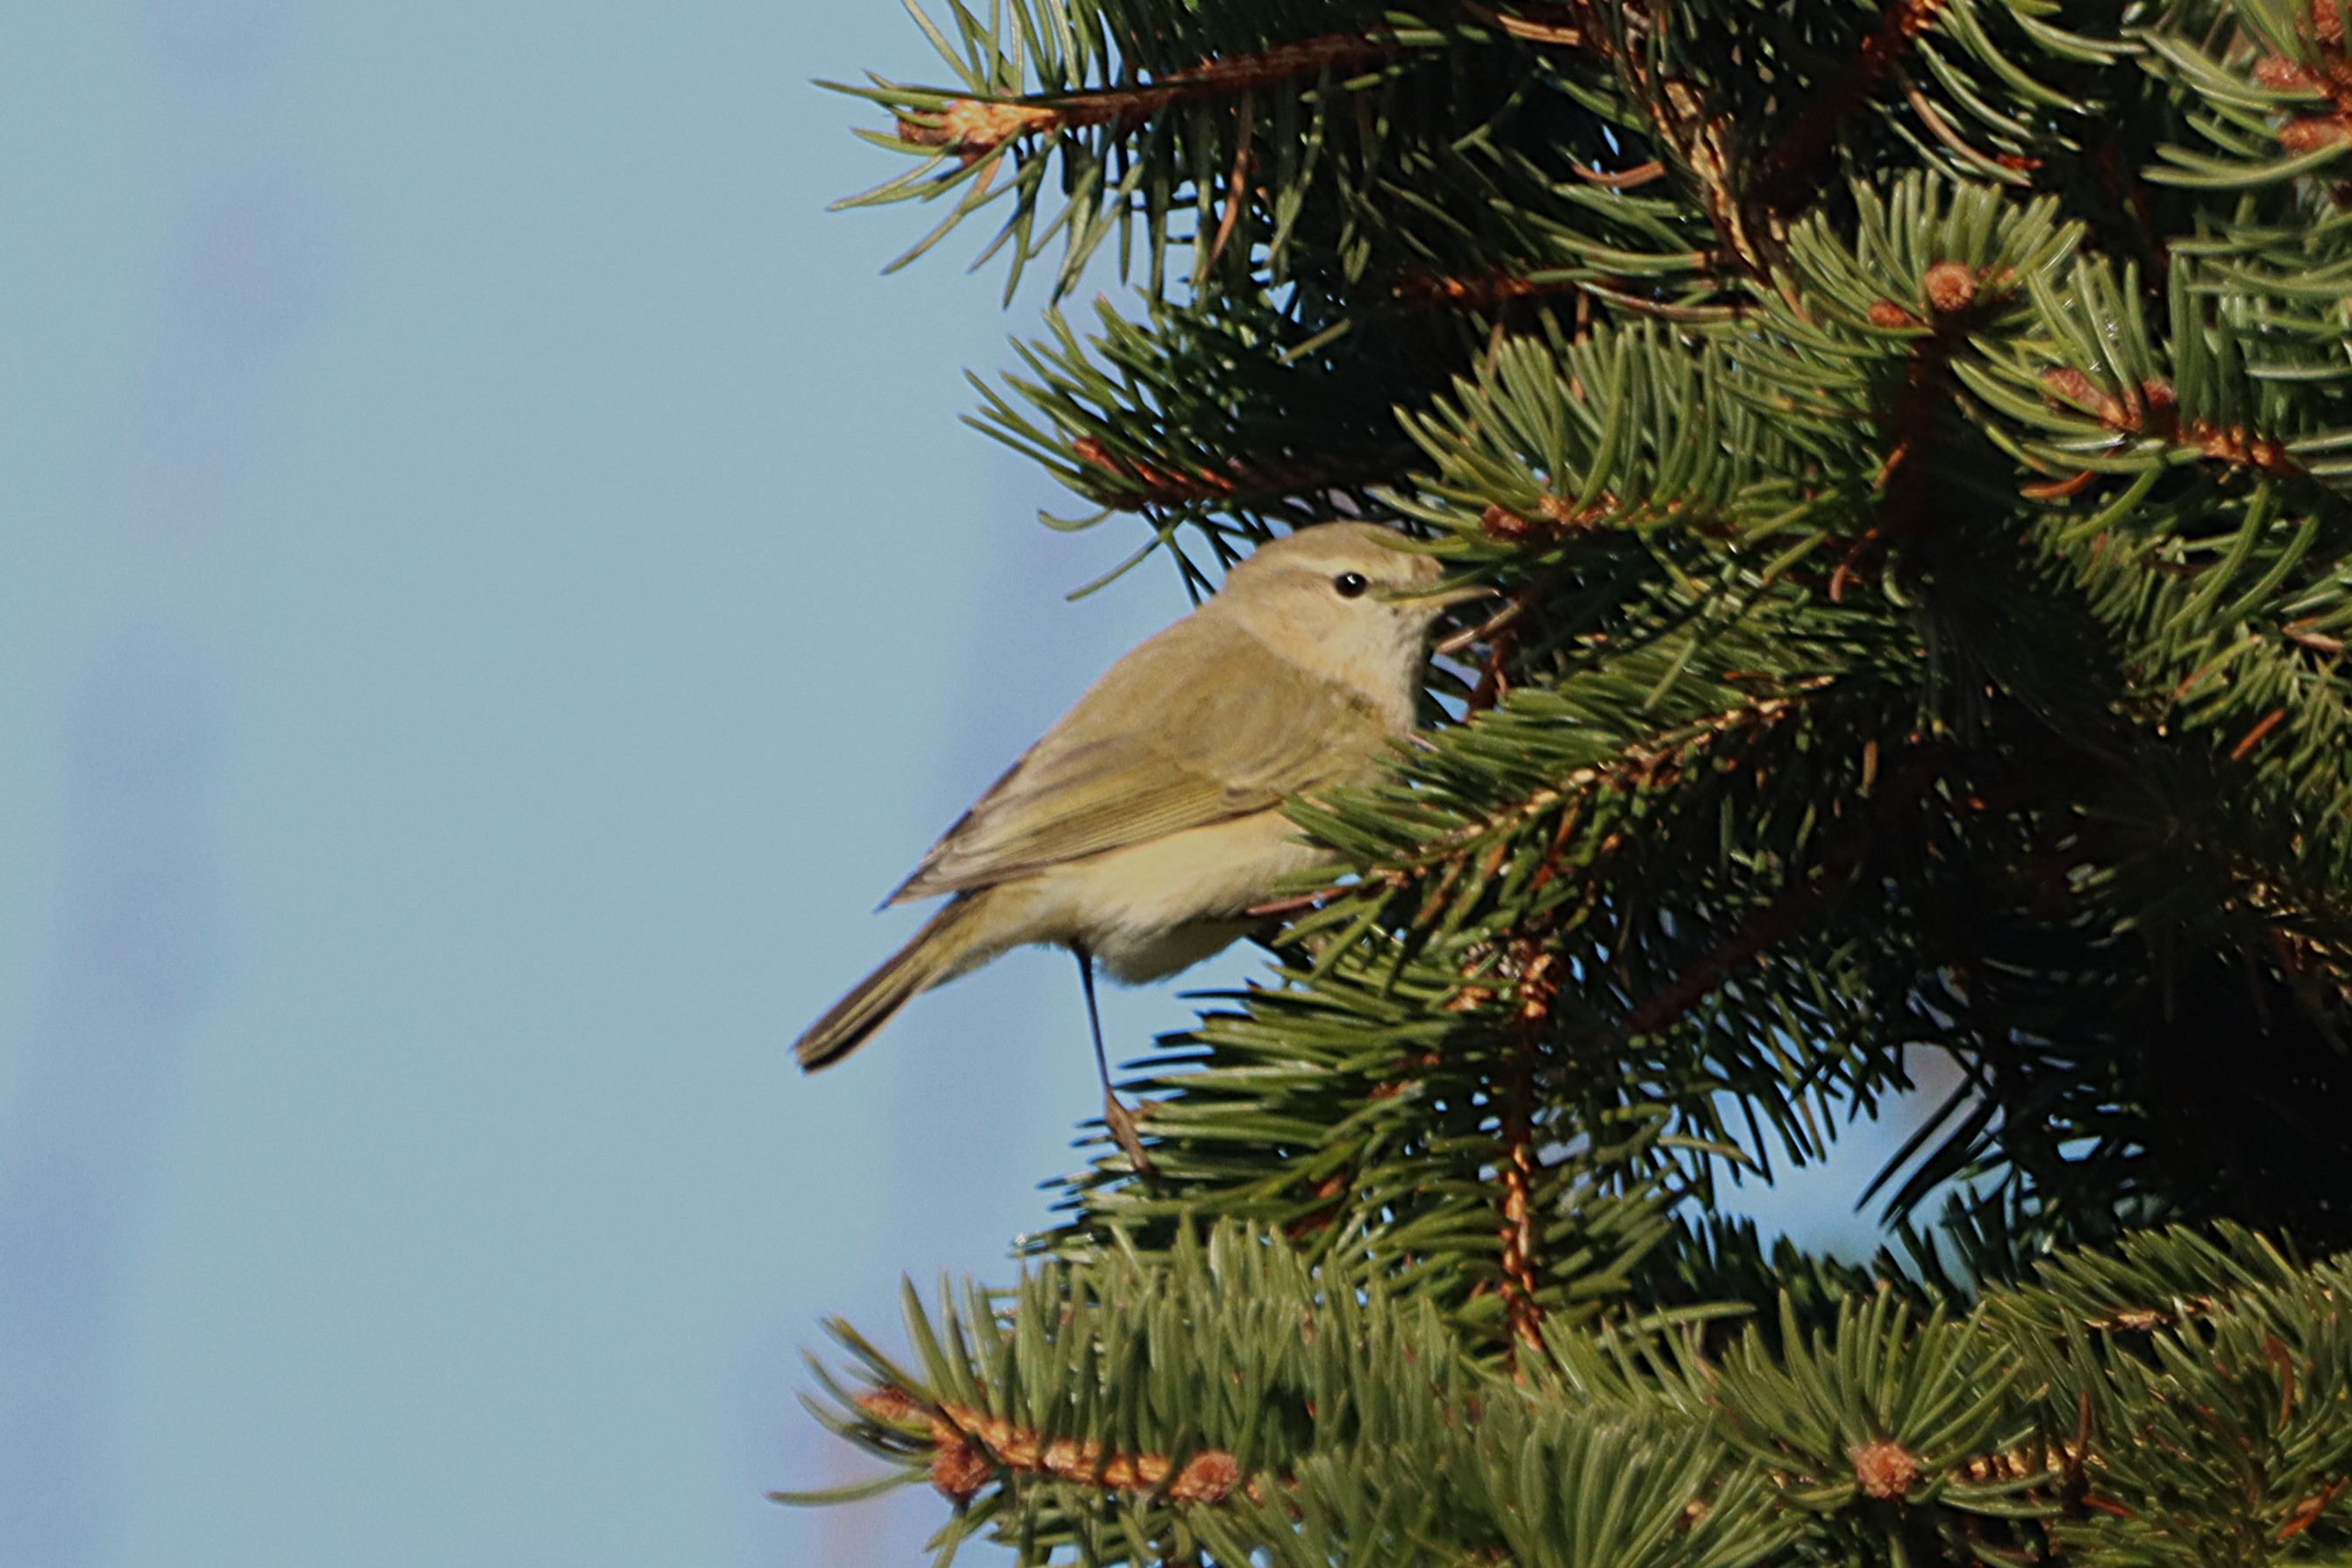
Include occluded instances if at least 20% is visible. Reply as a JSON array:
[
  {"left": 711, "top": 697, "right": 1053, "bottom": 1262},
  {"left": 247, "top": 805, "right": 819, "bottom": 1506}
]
[{"left": 887, "top": 620, "right": 1393, "bottom": 902}]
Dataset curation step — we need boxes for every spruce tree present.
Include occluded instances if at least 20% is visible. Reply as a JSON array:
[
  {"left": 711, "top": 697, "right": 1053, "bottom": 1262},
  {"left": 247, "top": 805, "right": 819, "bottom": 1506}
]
[{"left": 784, "top": 1, "right": 2352, "bottom": 1562}]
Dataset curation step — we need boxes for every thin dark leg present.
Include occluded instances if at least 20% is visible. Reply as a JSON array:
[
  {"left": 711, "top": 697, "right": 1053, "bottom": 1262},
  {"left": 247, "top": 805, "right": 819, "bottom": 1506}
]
[
  {"left": 1073, "top": 943, "right": 1154, "bottom": 1178},
  {"left": 1073, "top": 943, "right": 1113, "bottom": 1094}
]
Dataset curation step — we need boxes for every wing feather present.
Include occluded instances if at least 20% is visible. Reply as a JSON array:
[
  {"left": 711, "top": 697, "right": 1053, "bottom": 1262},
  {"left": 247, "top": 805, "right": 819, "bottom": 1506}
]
[{"left": 887, "top": 620, "right": 1390, "bottom": 902}]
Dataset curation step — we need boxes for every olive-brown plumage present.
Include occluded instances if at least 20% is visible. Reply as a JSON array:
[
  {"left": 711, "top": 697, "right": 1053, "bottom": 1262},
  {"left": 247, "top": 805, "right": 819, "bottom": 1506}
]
[{"left": 794, "top": 524, "right": 1473, "bottom": 1070}]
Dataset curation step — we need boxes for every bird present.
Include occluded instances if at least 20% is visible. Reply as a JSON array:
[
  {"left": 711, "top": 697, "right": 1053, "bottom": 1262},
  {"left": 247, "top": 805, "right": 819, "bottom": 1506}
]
[{"left": 793, "top": 522, "right": 1481, "bottom": 1155}]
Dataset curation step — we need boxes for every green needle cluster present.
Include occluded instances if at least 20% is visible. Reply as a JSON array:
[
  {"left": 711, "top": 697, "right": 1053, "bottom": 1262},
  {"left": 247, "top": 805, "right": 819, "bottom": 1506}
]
[{"left": 792, "top": 0, "right": 2352, "bottom": 1559}]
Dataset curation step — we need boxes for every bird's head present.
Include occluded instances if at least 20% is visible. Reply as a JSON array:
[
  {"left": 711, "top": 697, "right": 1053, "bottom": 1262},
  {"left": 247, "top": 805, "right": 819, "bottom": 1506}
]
[{"left": 1213, "top": 523, "right": 1487, "bottom": 712}]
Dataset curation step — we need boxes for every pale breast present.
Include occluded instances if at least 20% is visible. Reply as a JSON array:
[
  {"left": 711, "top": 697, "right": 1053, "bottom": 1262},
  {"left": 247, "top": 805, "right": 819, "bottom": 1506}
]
[{"left": 1023, "top": 807, "right": 1331, "bottom": 982}]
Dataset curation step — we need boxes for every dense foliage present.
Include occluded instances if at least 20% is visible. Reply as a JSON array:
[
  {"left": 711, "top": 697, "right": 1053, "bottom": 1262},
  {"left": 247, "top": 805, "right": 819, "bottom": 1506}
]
[{"left": 788, "top": 1, "right": 2352, "bottom": 1561}]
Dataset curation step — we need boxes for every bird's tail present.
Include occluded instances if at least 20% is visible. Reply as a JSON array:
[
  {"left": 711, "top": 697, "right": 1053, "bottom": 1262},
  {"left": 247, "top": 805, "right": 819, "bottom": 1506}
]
[{"left": 794, "top": 890, "right": 1010, "bottom": 1070}]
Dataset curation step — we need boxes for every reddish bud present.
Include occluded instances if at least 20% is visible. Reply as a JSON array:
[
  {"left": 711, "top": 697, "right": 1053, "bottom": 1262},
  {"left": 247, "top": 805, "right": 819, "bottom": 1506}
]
[
  {"left": 2280, "top": 116, "right": 2352, "bottom": 152},
  {"left": 1168, "top": 1450, "right": 1242, "bottom": 1504},
  {"left": 930, "top": 1432, "right": 993, "bottom": 1502},
  {"left": 1923, "top": 260, "right": 1976, "bottom": 315},
  {"left": 857, "top": 1386, "right": 923, "bottom": 1422},
  {"left": 2041, "top": 367, "right": 2124, "bottom": 426},
  {"left": 1850, "top": 1439, "right": 1921, "bottom": 1500},
  {"left": 1480, "top": 503, "right": 1531, "bottom": 541},
  {"left": 2256, "top": 54, "right": 2323, "bottom": 90},
  {"left": 940, "top": 98, "right": 1061, "bottom": 153}
]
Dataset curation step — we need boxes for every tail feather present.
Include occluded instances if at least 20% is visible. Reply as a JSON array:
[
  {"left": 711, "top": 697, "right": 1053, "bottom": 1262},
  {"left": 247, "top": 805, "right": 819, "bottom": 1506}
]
[{"left": 795, "top": 892, "right": 1001, "bottom": 1070}]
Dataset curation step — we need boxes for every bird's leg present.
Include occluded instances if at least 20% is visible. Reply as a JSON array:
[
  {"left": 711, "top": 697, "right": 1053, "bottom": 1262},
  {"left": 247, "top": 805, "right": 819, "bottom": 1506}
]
[{"left": 1073, "top": 943, "right": 1155, "bottom": 1178}]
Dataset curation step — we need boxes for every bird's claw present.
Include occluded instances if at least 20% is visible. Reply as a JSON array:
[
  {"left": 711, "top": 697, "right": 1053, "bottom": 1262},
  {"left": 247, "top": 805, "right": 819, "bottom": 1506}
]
[{"left": 1101, "top": 1089, "right": 1158, "bottom": 1180}]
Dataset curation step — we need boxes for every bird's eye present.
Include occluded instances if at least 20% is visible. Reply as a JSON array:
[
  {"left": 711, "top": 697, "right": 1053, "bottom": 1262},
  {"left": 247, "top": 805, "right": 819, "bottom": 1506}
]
[{"left": 1333, "top": 572, "right": 1369, "bottom": 598}]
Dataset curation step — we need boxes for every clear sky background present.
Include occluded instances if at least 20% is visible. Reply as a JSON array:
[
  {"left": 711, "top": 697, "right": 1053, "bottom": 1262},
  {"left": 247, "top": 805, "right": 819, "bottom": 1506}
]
[{"left": 0, "top": 6, "right": 1902, "bottom": 1566}]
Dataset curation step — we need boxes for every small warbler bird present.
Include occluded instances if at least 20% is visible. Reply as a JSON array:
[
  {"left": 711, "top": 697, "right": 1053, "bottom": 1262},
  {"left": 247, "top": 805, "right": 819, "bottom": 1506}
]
[{"left": 794, "top": 524, "right": 1479, "bottom": 1132}]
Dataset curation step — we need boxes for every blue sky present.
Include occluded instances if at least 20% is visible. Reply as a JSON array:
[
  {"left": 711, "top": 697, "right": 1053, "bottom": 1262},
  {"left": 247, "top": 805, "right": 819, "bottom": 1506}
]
[{"left": 0, "top": 7, "right": 1899, "bottom": 1565}]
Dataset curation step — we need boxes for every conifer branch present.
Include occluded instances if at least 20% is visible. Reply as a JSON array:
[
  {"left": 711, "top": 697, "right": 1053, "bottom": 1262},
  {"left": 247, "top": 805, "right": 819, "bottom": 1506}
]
[
  {"left": 1498, "top": 942, "right": 1560, "bottom": 1353},
  {"left": 1623, "top": 743, "right": 1953, "bottom": 1038},
  {"left": 893, "top": 32, "right": 1409, "bottom": 160},
  {"left": 1651, "top": 77, "right": 1769, "bottom": 274},
  {"left": 1390, "top": 267, "right": 1586, "bottom": 309},
  {"left": 2034, "top": 367, "right": 2303, "bottom": 477},
  {"left": 856, "top": 1386, "right": 1245, "bottom": 1506},
  {"left": 1369, "top": 681, "right": 1831, "bottom": 901},
  {"left": 1840, "top": 258, "right": 2012, "bottom": 599},
  {"left": 1897, "top": 68, "right": 2038, "bottom": 187},
  {"left": 1459, "top": 1, "right": 1587, "bottom": 50},
  {"left": 798, "top": 0, "right": 2352, "bottom": 1552},
  {"left": 1065, "top": 437, "right": 1382, "bottom": 509},
  {"left": 1754, "top": 0, "right": 1957, "bottom": 215}
]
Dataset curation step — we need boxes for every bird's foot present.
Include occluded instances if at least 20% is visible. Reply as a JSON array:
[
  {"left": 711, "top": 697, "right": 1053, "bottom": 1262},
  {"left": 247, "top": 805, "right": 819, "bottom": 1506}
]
[{"left": 1101, "top": 1088, "right": 1158, "bottom": 1181}]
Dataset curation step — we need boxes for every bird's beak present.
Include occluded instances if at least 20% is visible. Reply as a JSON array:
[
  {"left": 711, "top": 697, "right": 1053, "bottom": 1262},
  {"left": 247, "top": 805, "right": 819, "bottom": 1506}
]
[{"left": 1408, "top": 581, "right": 1501, "bottom": 609}]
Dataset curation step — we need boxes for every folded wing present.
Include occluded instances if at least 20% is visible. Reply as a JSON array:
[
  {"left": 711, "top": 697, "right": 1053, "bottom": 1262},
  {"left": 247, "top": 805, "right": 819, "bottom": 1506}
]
[{"left": 887, "top": 620, "right": 1391, "bottom": 903}]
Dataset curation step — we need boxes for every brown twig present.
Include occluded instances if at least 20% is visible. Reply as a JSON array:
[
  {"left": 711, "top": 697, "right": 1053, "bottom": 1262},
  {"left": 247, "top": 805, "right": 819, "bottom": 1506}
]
[
  {"left": 1467, "top": 610, "right": 1521, "bottom": 714},
  {"left": 1410, "top": 689, "right": 1832, "bottom": 888},
  {"left": 2231, "top": 706, "right": 2289, "bottom": 760},
  {"left": 859, "top": 1387, "right": 1244, "bottom": 1506},
  {"left": 1498, "top": 945, "right": 1557, "bottom": 1355},
  {"left": 1477, "top": 488, "right": 1652, "bottom": 545},
  {"left": 1436, "top": 590, "right": 1529, "bottom": 657},
  {"left": 1897, "top": 66, "right": 2037, "bottom": 183},
  {"left": 1460, "top": 0, "right": 1588, "bottom": 47},
  {"left": 1652, "top": 76, "right": 1770, "bottom": 274},
  {"left": 1491, "top": 0, "right": 1768, "bottom": 276},
  {"left": 1569, "top": 156, "right": 1667, "bottom": 189},
  {"left": 896, "top": 32, "right": 1408, "bottom": 160},
  {"left": 1833, "top": 260, "right": 2006, "bottom": 601},
  {"left": 1205, "top": 96, "right": 1256, "bottom": 273},
  {"left": 2037, "top": 369, "right": 2300, "bottom": 477},
  {"left": 1066, "top": 435, "right": 1402, "bottom": 507},
  {"left": 1393, "top": 267, "right": 1585, "bottom": 310},
  {"left": 2278, "top": 1477, "right": 2350, "bottom": 1541},
  {"left": 1753, "top": 0, "right": 1957, "bottom": 214}
]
